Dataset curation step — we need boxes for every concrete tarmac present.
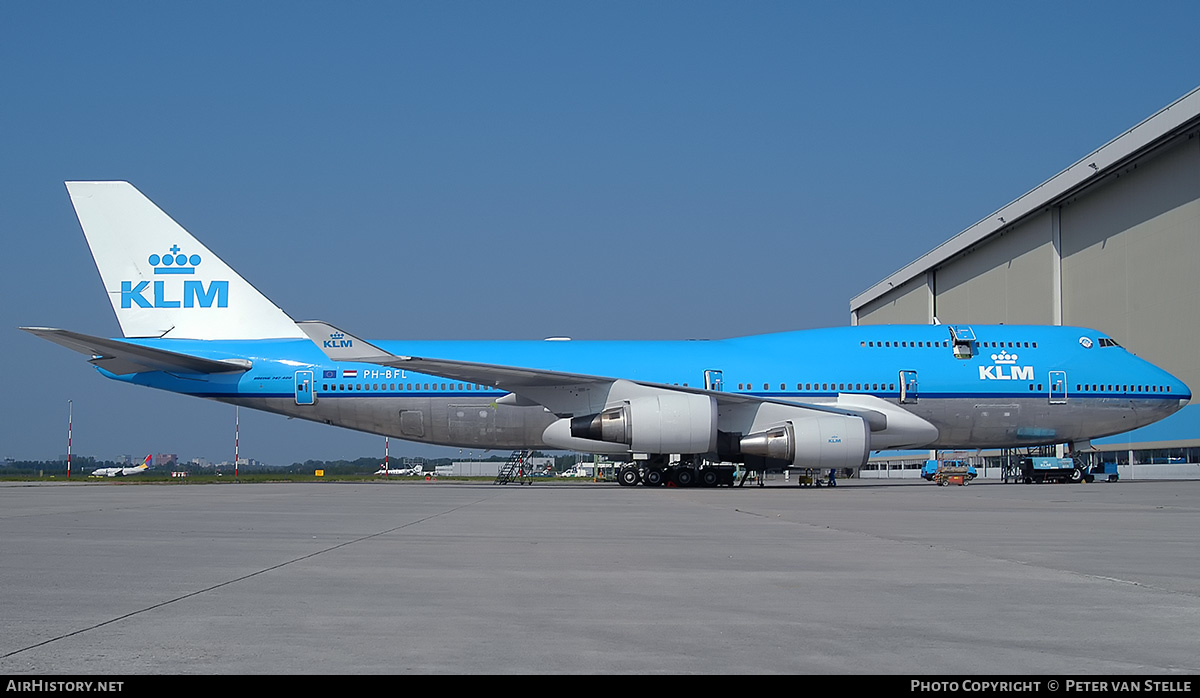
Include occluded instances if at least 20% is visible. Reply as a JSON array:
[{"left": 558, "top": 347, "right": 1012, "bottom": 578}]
[{"left": 1, "top": 478, "right": 1197, "bottom": 674}]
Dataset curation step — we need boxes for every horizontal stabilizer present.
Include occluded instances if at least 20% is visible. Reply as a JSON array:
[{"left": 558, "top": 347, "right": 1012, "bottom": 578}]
[{"left": 20, "top": 327, "right": 251, "bottom": 375}]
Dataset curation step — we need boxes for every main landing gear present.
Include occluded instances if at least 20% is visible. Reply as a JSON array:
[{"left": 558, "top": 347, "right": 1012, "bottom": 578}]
[{"left": 617, "top": 457, "right": 739, "bottom": 488}]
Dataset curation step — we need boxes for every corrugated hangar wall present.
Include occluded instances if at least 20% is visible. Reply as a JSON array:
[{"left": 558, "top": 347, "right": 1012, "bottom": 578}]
[{"left": 856, "top": 131, "right": 1200, "bottom": 397}]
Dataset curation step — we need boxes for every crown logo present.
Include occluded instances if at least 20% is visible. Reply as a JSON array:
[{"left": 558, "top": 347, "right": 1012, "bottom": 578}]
[
  {"left": 991, "top": 351, "right": 1018, "bottom": 364},
  {"left": 330, "top": 332, "right": 345, "bottom": 340},
  {"left": 149, "top": 245, "right": 202, "bottom": 275}
]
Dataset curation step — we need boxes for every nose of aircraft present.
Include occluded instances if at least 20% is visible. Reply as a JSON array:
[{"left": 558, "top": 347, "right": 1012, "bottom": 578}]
[
  {"left": 1173, "top": 376, "right": 1191, "bottom": 406},
  {"left": 1157, "top": 360, "right": 1192, "bottom": 407},
  {"left": 1158, "top": 369, "right": 1190, "bottom": 422}
]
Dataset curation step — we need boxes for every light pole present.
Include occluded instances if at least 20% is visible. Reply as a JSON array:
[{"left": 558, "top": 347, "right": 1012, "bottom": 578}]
[{"left": 67, "top": 400, "right": 72, "bottom": 480}]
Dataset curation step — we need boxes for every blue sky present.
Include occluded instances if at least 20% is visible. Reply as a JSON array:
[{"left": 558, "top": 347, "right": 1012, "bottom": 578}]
[{"left": 3, "top": 1, "right": 1198, "bottom": 465}]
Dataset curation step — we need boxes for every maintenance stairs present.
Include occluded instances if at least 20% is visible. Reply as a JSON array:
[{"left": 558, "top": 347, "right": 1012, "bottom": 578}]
[{"left": 493, "top": 450, "right": 532, "bottom": 485}]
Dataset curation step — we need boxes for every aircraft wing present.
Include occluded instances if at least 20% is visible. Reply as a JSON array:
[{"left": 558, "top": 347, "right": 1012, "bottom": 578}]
[
  {"left": 302, "top": 321, "right": 942, "bottom": 451},
  {"left": 296, "top": 320, "right": 879, "bottom": 421},
  {"left": 299, "top": 321, "right": 612, "bottom": 387},
  {"left": 20, "top": 327, "right": 252, "bottom": 375}
]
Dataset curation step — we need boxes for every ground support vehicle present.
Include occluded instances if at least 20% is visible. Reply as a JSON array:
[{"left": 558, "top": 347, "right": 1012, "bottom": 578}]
[
  {"left": 793, "top": 467, "right": 832, "bottom": 487},
  {"left": 1019, "top": 457, "right": 1090, "bottom": 484},
  {"left": 921, "top": 460, "right": 977, "bottom": 485}
]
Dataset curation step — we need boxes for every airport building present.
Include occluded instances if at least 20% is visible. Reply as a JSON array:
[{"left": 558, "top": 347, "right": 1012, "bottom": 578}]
[{"left": 851, "top": 85, "right": 1200, "bottom": 476}]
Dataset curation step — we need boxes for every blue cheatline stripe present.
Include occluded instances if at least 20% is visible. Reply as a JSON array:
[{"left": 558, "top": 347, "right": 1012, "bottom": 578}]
[{"left": 181, "top": 389, "right": 1184, "bottom": 403}]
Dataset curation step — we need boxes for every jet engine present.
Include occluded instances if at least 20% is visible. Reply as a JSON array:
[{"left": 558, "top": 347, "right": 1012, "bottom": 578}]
[
  {"left": 566, "top": 393, "right": 718, "bottom": 454},
  {"left": 738, "top": 413, "right": 869, "bottom": 470}
]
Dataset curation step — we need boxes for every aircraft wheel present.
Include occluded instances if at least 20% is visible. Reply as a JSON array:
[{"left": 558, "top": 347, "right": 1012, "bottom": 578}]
[
  {"left": 643, "top": 469, "right": 664, "bottom": 487},
  {"left": 675, "top": 468, "right": 695, "bottom": 487},
  {"left": 701, "top": 469, "right": 719, "bottom": 487},
  {"left": 618, "top": 466, "right": 640, "bottom": 487}
]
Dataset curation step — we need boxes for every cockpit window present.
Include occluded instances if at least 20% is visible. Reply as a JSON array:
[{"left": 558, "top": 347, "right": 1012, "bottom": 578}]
[{"left": 1098, "top": 337, "right": 1122, "bottom": 348}]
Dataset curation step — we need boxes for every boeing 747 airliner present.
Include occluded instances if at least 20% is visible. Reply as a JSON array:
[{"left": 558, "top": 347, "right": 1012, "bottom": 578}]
[{"left": 22, "top": 182, "right": 1191, "bottom": 485}]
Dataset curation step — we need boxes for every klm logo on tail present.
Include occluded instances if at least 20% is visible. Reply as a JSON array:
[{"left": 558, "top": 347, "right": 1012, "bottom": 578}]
[
  {"left": 324, "top": 332, "right": 352, "bottom": 348},
  {"left": 120, "top": 245, "right": 229, "bottom": 309}
]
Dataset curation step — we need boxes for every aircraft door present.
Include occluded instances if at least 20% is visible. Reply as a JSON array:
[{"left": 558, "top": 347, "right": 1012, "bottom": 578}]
[
  {"left": 1049, "top": 371, "right": 1068, "bottom": 404},
  {"left": 899, "top": 370, "right": 918, "bottom": 404},
  {"left": 704, "top": 370, "right": 724, "bottom": 392},
  {"left": 295, "top": 370, "right": 315, "bottom": 405}
]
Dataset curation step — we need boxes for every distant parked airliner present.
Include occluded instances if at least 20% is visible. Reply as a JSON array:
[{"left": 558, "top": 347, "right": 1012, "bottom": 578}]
[{"left": 90, "top": 454, "right": 151, "bottom": 478}]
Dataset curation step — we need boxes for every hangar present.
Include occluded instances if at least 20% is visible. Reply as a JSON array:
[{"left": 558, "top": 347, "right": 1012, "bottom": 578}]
[{"left": 851, "top": 86, "right": 1200, "bottom": 471}]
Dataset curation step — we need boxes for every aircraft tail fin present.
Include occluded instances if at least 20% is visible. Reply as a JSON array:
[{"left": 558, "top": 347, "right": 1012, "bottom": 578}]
[{"left": 65, "top": 181, "right": 304, "bottom": 340}]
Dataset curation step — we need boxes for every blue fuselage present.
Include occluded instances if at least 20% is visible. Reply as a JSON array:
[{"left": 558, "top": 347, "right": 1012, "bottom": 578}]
[{"left": 104, "top": 325, "right": 1190, "bottom": 451}]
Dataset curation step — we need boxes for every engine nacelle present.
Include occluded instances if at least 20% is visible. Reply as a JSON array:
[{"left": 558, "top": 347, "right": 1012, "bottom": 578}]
[
  {"left": 739, "top": 413, "right": 869, "bottom": 470},
  {"left": 568, "top": 393, "right": 718, "bottom": 454}
]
